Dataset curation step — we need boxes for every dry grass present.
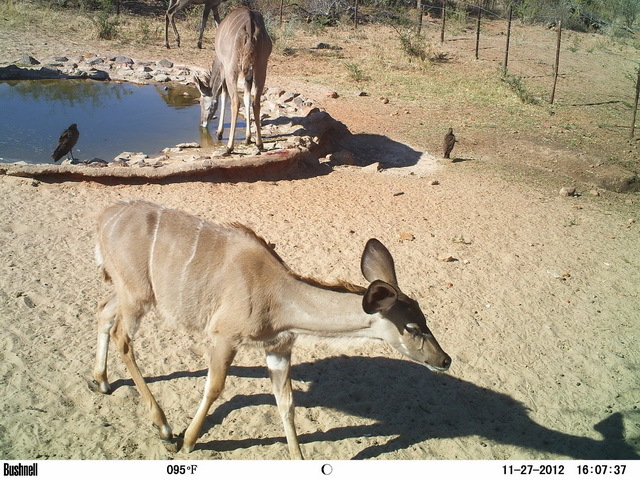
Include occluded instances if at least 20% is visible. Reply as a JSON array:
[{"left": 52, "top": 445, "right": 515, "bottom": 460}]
[{"left": 1, "top": 1, "right": 638, "bottom": 181}]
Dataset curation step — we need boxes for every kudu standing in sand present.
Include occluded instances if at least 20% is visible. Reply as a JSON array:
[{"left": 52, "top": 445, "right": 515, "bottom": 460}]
[
  {"left": 92, "top": 201, "right": 451, "bottom": 459},
  {"left": 194, "top": 6, "right": 272, "bottom": 155},
  {"left": 165, "top": 0, "right": 227, "bottom": 49}
]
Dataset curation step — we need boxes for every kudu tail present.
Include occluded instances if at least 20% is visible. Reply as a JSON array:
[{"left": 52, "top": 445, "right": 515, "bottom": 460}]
[{"left": 238, "top": 13, "right": 262, "bottom": 77}]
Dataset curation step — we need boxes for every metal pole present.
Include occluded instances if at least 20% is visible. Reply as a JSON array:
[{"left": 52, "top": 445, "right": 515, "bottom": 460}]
[
  {"left": 550, "top": 20, "right": 562, "bottom": 104},
  {"left": 440, "top": 0, "right": 446, "bottom": 43},
  {"left": 475, "top": 9, "right": 481, "bottom": 59},
  {"left": 631, "top": 65, "right": 640, "bottom": 139},
  {"left": 504, "top": 6, "right": 512, "bottom": 73}
]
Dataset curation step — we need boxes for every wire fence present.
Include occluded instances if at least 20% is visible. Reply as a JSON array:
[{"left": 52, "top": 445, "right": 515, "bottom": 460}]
[{"left": 335, "top": 1, "right": 638, "bottom": 138}]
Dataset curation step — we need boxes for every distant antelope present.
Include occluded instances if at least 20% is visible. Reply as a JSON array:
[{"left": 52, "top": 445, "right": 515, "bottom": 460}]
[
  {"left": 92, "top": 200, "right": 451, "bottom": 459},
  {"left": 165, "top": 0, "right": 227, "bottom": 49},
  {"left": 194, "top": 6, "right": 272, "bottom": 155}
]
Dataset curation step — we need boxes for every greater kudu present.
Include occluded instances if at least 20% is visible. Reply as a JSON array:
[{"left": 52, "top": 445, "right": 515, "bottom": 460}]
[
  {"left": 194, "top": 6, "right": 272, "bottom": 155},
  {"left": 92, "top": 200, "right": 451, "bottom": 459},
  {"left": 165, "top": 0, "right": 227, "bottom": 49}
]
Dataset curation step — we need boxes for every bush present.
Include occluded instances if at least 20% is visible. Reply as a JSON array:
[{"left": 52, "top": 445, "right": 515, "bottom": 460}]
[{"left": 94, "top": 12, "right": 119, "bottom": 39}]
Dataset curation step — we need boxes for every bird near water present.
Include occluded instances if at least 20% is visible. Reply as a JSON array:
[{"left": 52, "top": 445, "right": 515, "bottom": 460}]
[
  {"left": 52, "top": 124, "right": 79, "bottom": 162},
  {"left": 443, "top": 127, "right": 456, "bottom": 159}
]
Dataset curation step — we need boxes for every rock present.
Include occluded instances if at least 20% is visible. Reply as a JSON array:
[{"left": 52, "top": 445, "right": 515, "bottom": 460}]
[
  {"left": 54, "top": 56, "right": 69, "bottom": 62},
  {"left": 136, "top": 73, "right": 153, "bottom": 82},
  {"left": 356, "top": 91, "right": 368, "bottom": 97},
  {"left": 157, "top": 59, "right": 173, "bottom": 68},
  {"left": 154, "top": 74, "right": 171, "bottom": 83},
  {"left": 175, "top": 142, "right": 200, "bottom": 149},
  {"left": 326, "top": 91, "right": 339, "bottom": 99},
  {"left": 89, "top": 70, "right": 110, "bottom": 80},
  {"left": 85, "top": 57, "right": 104, "bottom": 65},
  {"left": 85, "top": 158, "right": 109, "bottom": 166},
  {"left": 560, "top": 187, "right": 576, "bottom": 197},
  {"left": 22, "top": 295, "right": 36, "bottom": 308},
  {"left": 115, "top": 56, "right": 134, "bottom": 65},
  {"left": 278, "top": 92, "right": 297, "bottom": 103},
  {"left": 429, "top": 179, "right": 440, "bottom": 185},
  {"left": 301, "top": 106, "right": 320, "bottom": 117},
  {"left": 380, "top": 97, "right": 389, "bottom": 104},
  {"left": 266, "top": 87, "right": 285, "bottom": 97},
  {"left": 19, "top": 53, "right": 40, "bottom": 65},
  {"left": 330, "top": 150, "right": 357, "bottom": 166},
  {"left": 442, "top": 256, "right": 458, "bottom": 262},
  {"left": 361, "top": 162, "right": 381, "bottom": 173},
  {"left": 114, "top": 152, "right": 148, "bottom": 163},
  {"left": 399, "top": 232, "right": 415, "bottom": 242}
]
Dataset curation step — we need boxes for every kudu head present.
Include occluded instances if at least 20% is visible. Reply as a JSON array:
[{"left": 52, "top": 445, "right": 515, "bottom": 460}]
[
  {"left": 360, "top": 239, "right": 451, "bottom": 372},
  {"left": 194, "top": 72, "right": 219, "bottom": 128}
]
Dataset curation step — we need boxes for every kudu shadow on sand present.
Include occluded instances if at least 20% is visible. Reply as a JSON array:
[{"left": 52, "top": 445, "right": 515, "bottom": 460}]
[{"left": 118, "top": 356, "right": 638, "bottom": 460}]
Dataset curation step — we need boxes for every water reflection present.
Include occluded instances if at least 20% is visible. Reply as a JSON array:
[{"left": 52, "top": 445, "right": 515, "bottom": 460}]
[
  {"left": 2, "top": 78, "right": 133, "bottom": 108},
  {"left": 154, "top": 84, "right": 199, "bottom": 109},
  {"left": 0, "top": 79, "right": 243, "bottom": 164}
]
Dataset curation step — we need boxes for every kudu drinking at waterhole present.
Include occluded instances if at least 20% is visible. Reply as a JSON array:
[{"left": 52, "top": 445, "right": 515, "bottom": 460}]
[
  {"left": 194, "top": 6, "right": 272, "bottom": 155},
  {"left": 91, "top": 201, "right": 451, "bottom": 459},
  {"left": 165, "top": 0, "right": 227, "bottom": 49}
]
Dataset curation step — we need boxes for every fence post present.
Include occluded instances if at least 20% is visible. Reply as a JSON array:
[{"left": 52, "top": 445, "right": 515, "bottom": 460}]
[
  {"left": 354, "top": 0, "right": 359, "bottom": 29},
  {"left": 279, "top": 0, "right": 284, "bottom": 28},
  {"left": 504, "top": 5, "right": 512, "bottom": 73},
  {"left": 441, "top": 0, "right": 446, "bottom": 43},
  {"left": 475, "top": 9, "right": 481, "bottom": 59},
  {"left": 550, "top": 20, "right": 562, "bottom": 104},
  {"left": 417, "top": 0, "right": 423, "bottom": 35},
  {"left": 631, "top": 66, "right": 640, "bottom": 139}
]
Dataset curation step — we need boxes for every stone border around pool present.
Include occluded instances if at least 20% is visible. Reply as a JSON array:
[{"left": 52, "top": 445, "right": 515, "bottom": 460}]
[{"left": 0, "top": 54, "right": 352, "bottom": 183}]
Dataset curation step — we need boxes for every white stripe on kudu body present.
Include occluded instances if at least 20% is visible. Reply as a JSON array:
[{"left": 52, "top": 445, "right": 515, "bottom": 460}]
[{"left": 92, "top": 200, "right": 451, "bottom": 459}]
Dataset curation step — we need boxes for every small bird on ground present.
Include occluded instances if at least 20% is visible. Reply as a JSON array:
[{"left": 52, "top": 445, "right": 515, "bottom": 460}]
[
  {"left": 52, "top": 123, "right": 79, "bottom": 162},
  {"left": 443, "top": 127, "right": 456, "bottom": 159}
]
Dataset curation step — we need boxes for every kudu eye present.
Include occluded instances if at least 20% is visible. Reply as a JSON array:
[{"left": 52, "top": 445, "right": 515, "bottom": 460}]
[{"left": 405, "top": 323, "right": 421, "bottom": 335}]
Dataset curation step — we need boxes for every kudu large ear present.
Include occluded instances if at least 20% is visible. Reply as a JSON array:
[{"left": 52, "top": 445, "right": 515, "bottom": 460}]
[
  {"left": 361, "top": 238, "right": 398, "bottom": 286},
  {"left": 193, "top": 74, "right": 211, "bottom": 96},
  {"left": 363, "top": 280, "right": 399, "bottom": 314}
]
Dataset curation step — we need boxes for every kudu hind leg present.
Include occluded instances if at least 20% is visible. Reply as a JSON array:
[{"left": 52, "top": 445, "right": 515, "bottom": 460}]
[
  {"left": 197, "top": 3, "right": 212, "bottom": 49},
  {"left": 266, "top": 345, "right": 303, "bottom": 460},
  {"left": 251, "top": 86, "right": 265, "bottom": 151},
  {"left": 110, "top": 305, "right": 173, "bottom": 443}
]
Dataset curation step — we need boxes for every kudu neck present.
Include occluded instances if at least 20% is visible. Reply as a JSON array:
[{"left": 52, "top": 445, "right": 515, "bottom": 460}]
[{"left": 281, "top": 276, "right": 375, "bottom": 337}]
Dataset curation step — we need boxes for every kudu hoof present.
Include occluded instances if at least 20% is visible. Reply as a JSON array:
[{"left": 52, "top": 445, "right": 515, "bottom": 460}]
[
  {"left": 88, "top": 379, "right": 111, "bottom": 395},
  {"left": 161, "top": 436, "right": 179, "bottom": 454}
]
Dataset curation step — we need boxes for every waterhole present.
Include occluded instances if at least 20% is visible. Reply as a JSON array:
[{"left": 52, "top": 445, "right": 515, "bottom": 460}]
[{"left": 0, "top": 79, "right": 244, "bottom": 164}]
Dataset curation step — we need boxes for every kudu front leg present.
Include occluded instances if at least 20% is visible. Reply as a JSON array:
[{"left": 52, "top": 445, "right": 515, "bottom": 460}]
[
  {"left": 182, "top": 339, "right": 237, "bottom": 453},
  {"left": 266, "top": 347, "right": 303, "bottom": 460},
  {"left": 110, "top": 316, "right": 173, "bottom": 446},
  {"left": 216, "top": 88, "right": 227, "bottom": 142},
  {"left": 224, "top": 90, "right": 241, "bottom": 156},
  {"left": 92, "top": 293, "right": 118, "bottom": 394}
]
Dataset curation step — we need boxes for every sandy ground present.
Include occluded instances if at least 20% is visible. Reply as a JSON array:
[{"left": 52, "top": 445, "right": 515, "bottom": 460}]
[{"left": 1, "top": 6, "right": 639, "bottom": 463}]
